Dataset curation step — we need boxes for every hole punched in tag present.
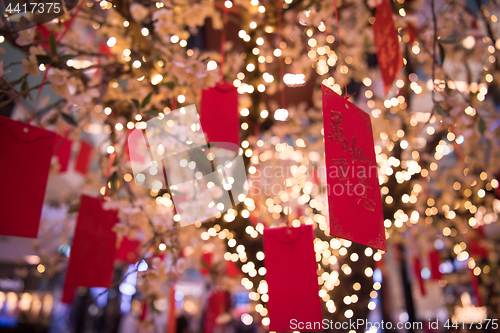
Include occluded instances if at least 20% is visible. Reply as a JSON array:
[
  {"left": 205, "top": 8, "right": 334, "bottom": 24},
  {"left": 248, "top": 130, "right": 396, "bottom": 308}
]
[{"left": 23, "top": 127, "right": 29, "bottom": 133}]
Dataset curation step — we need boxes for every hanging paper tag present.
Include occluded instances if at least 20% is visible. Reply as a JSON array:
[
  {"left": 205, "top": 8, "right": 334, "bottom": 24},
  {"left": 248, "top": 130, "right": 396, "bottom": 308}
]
[
  {"left": 53, "top": 135, "right": 72, "bottom": 172},
  {"left": 200, "top": 81, "right": 239, "bottom": 146},
  {"left": 0, "top": 116, "right": 56, "bottom": 238},
  {"left": 75, "top": 141, "right": 93, "bottom": 175},
  {"left": 226, "top": 259, "right": 241, "bottom": 277},
  {"left": 413, "top": 256, "right": 426, "bottom": 296},
  {"left": 61, "top": 284, "right": 78, "bottom": 304},
  {"left": 263, "top": 225, "right": 323, "bottom": 331},
  {"left": 115, "top": 237, "right": 140, "bottom": 264},
  {"left": 429, "top": 250, "right": 441, "bottom": 280},
  {"left": 373, "top": 0, "right": 404, "bottom": 95},
  {"left": 203, "top": 291, "right": 231, "bottom": 333},
  {"left": 63, "top": 195, "right": 118, "bottom": 293},
  {"left": 200, "top": 251, "right": 213, "bottom": 276},
  {"left": 321, "top": 84, "right": 386, "bottom": 251}
]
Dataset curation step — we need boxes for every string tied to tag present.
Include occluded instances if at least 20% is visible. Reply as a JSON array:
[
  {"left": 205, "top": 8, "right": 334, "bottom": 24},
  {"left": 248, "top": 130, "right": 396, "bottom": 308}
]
[
  {"left": 333, "top": 0, "right": 349, "bottom": 98},
  {"left": 29, "top": 0, "right": 86, "bottom": 123},
  {"left": 220, "top": 2, "right": 230, "bottom": 82}
]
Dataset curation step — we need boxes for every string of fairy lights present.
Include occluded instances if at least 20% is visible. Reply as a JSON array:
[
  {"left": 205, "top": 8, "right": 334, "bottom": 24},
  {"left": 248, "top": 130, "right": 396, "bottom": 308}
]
[
  {"left": 192, "top": 0, "right": 499, "bottom": 328},
  {"left": 16, "top": 0, "right": 498, "bottom": 327},
  {"left": 89, "top": 0, "right": 500, "bottom": 328},
  {"left": 198, "top": 135, "right": 385, "bottom": 328}
]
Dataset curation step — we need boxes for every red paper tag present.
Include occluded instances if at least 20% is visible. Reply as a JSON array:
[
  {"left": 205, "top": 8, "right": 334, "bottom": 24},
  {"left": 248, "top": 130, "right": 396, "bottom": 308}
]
[
  {"left": 63, "top": 195, "right": 118, "bottom": 292},
  {"left": 203, "top": 291, "right": 231, "bottom": 333},
  {"left": 321, "top": 84, "right": 386, "bottom": 251},
  {"left": 200, "top": 81, "right": 239, "bottom": 146},
  {"left": 373, "top": 0, "right": 403, "bottom": 95},
  {"left": 75, "top": 141, "right": 93, "bottom": 175},
  {"left": 166, "top": 285, "right": 177, "bottom": 333},
  {"left": 61, "top": 284, "right": 78, "bottom": 304},
  {"left": 139, "top": 301, "right": 149, "bottom": 322},
  {"left": 226, "top": 260, "right": 241, "bottom": 277},
  {"left": 200, "top": 251, "right": 213, "bottom": 276},
  {"left": 115, "top": 237, "right": 140, "bottom": 264},
  {"left": 429, "top": 250, "right": 441, "bottom": 280},
  {"left": 53, "top": 135, "right": 72, "bottom": 172},
  {"left": 0, "top": 116, "right": 56, "bottom": 238},
  {"left": 413, "top": 256, "right": 426, "bottom": 296},
  {"left": 263, "top": 225, "right": 323, "bottom": 331}
]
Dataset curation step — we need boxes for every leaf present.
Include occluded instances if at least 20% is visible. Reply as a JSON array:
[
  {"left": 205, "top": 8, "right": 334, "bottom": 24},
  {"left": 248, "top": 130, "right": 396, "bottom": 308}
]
[
  {"left": 438, "top": 42, "right": 445, "bottom": 65},
  {"left": 36, "top": 55, "right": 53, "bottom": 64},
  {"left": 200, "top": 260, "right": 210, "bottom": 269},
  {"left": 68, "top": 203, "right": 80, "bottom": 214},
  {"left": 144, "top": 109, "right": 160, "bottom": 117},
  {"left": 304, "top": 0, "right": 317, "bottom": 10},
  {"left": 169, "top": 189, "right": 186, "bottom": 197},
  {"left": 444, "top": 80, "right": 451, "bottom": 96},
  {"left": 433, "top": 104, "right": 447, "bottom": 116},
  {"left": 438, "top": 38, "right": 456, "bottom": 44},
  {"left": 162, "top": 81, "right": 175, "bottom": 89},
  {"left": 57, "top": 54, "right": 77, "bottom": 63},
  {"left": 132, "top": 99, "right": 140, "bottom": 109},
  {"left": 49, "top": 32, "right": 57, "bottom": 56},
  {"left": 478, "top": 117, "right": 486, "bottom": 136},
  {"left": 20, "top": 77, "right": 29, "bottom": 99},
  {"left": 141, "top": 92, "right": 153, "bottom": 108},
  {"left": 61, "top": 112, "right": 78, "bottom": 126},
  {"left": 108, "top": 171, "right": 119, "bottom": 190}
]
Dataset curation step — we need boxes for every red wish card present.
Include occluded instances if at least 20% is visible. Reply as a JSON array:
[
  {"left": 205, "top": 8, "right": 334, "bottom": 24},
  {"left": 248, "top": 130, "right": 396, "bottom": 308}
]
[
  {"left": 203, "top": 291, "right": 231, "bottom": 333},
  {"left": 61, "top": 284, "right": 78, "bottom": 304},
  {"left": 200, "top": 81, "right": 239, "bottom": 146},
  {"left": 373, "top": 0, "right": 403, "bottom": 95},
  {"left": 200, "top": 251, "right": 213, "bottom": 276},
  {"left": 74, "top": 141, "right": 93, "bottom": 175},
  {"left": 321, "top": 84, "right": 386, "bottom": 251},
  {"left": 413, "top": 256, "right": 426, "bottom": 296},
  {"left": 0, "top": 116, "right": 56, "bottom": 238},
  {"left": 53, "top": 135, "right": 72, "bottom": 172},
  {"left": 63, "top": 195, "right": 118, "bottom": 292},
  {"left": 226, "top": 259, "right": 241, "bottom": 277},
  {"left": 429, "top": 250, "right": 441, "bottom": 280},
  {"left": 263, "top": 225, "right": 323, "bottom": 331},
  {"left": 115, "top": 237, "right": 140, "bottom": 264}
]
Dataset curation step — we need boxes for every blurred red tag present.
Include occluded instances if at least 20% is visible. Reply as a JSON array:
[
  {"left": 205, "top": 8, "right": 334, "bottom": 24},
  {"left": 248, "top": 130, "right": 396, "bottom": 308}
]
[
  {"left": 413, "top": 256, "right": 426, "bottom": 296},
  {"left": 61, "top": 284, "right": 78, "bottom": 304},
  {"left": 53, "top": 135, "right": 72, "bottom": 172},
  {"left": 226, "top": 259, "right": 241, "bottom": 277},
  {"left": 0, "top": 116, "right": 56, "bottom": 238},
  {"left": 429, "top": 250, "right": 441, "bottom": 280},
  {"left": 75, "top": 141, "right": 93, "bottom": 175},
  {"left": 63, "top": 195, "right": 118, "bottom": 293},
  {"left": 322, "top": 84, "right": 386, "bottom": 251},
  {"left": 115, "top": 237, "right": 140, "bottom": 264},
  {"left": 373, "top": 0, "right": 403, "bottom": 95},
  {"left": 200, "top": 251, "right": 213, "bottom": 276},
  {"left": 167, "top": 285, "right": 177, "bottom": 333},
  {"left": 263, "top": 225, "right": 322, "bottom": 331},
  {"left": 203, "top": 291, "right": 231, "bottom": 333},
  {"left": 200, "top": 81, "right": 239, "bottom": 146}
]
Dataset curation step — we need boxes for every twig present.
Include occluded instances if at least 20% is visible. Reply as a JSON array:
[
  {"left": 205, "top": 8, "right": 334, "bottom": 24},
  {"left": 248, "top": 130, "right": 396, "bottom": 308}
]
[
  {"left": 3, "top": 61, "right": 22, "bottom": 69},
  {"left": 6, "top": 74, "right": 29, "bottom": 86},
  {"left": 431, "top": 0, "right": 437, "bottom": 105},
  {"left": 0, "top": 81, "right": 50, "bottom": 109}
]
